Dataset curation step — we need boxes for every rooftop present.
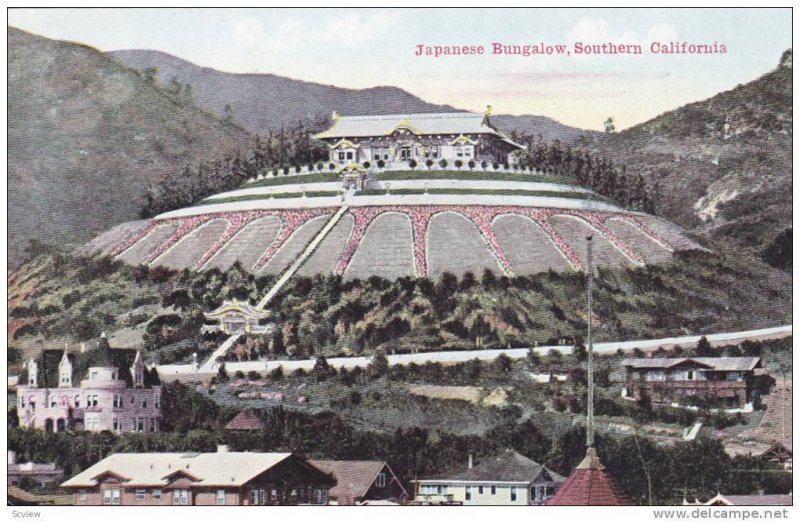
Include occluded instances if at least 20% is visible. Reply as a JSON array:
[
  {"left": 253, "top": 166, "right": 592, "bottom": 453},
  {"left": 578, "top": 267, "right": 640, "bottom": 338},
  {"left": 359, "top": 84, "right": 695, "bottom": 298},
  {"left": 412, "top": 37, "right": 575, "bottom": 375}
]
[
  {"left": 309, "top": 460, "right": 405, "bottom": 505},
  {"left": 419, "top": 450, "right": 565, "bottom": 484},
  {"left": 546, "top": 448, "right": 632, "bottom": 506},
  {"left": 61, "top": 450, "right": 295, "bottom": 488},
  {"left": 313, "top": 111, "right": 523, "bottom": 149},
  {"left": 622, "top": 357, "right": 761, "bottom": 372}
]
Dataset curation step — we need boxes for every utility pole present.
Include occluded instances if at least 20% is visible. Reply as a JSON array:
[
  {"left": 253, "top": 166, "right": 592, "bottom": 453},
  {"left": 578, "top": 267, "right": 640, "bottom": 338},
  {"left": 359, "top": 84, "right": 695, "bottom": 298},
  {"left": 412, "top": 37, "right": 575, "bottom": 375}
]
[{"left": 586, "top": 235, "right": 594, "bottom": 448}]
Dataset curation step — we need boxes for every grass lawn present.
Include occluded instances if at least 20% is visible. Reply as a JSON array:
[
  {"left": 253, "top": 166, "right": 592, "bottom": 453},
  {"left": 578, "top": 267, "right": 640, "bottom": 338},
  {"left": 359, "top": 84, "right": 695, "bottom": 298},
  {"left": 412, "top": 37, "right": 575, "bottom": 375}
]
[
  {"left": 242, "top": 170, "right": 573, "bottom": 189},
  {"left": 355, "top": 188, "right": 608, "bottom": 201},
  {"left": 196, "top": 190, "right": 339, "bottom": 206}
]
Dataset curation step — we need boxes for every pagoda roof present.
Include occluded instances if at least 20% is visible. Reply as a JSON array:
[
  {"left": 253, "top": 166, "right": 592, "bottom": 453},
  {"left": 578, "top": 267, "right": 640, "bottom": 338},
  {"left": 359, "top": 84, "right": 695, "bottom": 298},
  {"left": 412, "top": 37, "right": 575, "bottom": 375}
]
[
  {"left": 546, "top": 448, "right": 632, "bottom": 506},
  {"left": 204, "top": 299, "right": 270, "bottom": 321},
  {"left": 313, "top": 111, "right": 525, "bottom": 150}
]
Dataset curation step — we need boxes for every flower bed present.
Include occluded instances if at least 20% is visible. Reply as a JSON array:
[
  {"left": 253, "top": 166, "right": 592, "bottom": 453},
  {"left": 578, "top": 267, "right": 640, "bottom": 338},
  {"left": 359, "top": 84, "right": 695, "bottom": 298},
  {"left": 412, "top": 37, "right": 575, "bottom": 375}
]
[{"left": 252, "top": 208, "right": 331, "bottom": 271}]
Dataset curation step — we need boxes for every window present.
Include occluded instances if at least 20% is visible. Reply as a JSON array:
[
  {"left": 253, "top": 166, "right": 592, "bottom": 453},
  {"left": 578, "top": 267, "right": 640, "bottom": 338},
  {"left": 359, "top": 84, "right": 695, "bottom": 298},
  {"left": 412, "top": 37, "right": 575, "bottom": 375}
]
[
  {"left": 74, "top": 396, "right": 80, "bottom": 407},
  {"left": 152, "top": 489, "right": 162, "bottom": 500},
  {"left": 91, "top": 371, "right": 98, "bottom": 380},
  {"left": 50, "top": 396, "right": 57, "bottom": 408},
  {"left": 150, "top": 419, "right": 156, "bottom": 432},
  {"left": 78, "top": 489, "right": 87, "bottom": 501},
  {"left": 173, "top": 489, "right": 189, "bottom": 505},
  {"left": 313, "top": 489, "right": 327, "bottom": 505},
  {"left": 113, "top": 395, "right": 121, "bottom": 408},
  {"left": 491, "top": 485, "right": 496, "bottom": 495},
  {"left": 478, "top": 485, "right": 484, "bottom": 495},
  {"left": 130, "top": 396, "right": 135, "bottom": 405},
  {"left": 155, "top": 396, "right": 160, "bottom": 409},
  {"left": 270, "top": 489, "right": 278, "bottom": 501},
  {"left": 102, "top": 488, "right": 121, "bottom": 505},
  {"left": 136, "top": 418, "right": 145, "bottom": 432},
  {"left": 465, "top": 485, "right": 472, "bottom": 501},
  {"left": 142, "top": 399, "right": 147, "bottom": 409},
  {"left": 112, "top": 418, "right": 120, "bottom": 432},
  {"left": 135, "top": 489, "right": 146, "bottom": 500},
  {"left": 510, "top": 486, "right": 517, "bottom": 502},
  {"left": 250, "top": 489, "right": 266, "bottom": 505},
  {"left": 431, "top": 145, "right": 440, "bottom": 158},
  {"left": 346, "top": 151, "right": 353, "bottom": 160},
  {"left": 216, "top": 489, "right": 226, "bottom": 505},
  {"left": 375, "top": 472, "right": 386, "bottom": 488}
]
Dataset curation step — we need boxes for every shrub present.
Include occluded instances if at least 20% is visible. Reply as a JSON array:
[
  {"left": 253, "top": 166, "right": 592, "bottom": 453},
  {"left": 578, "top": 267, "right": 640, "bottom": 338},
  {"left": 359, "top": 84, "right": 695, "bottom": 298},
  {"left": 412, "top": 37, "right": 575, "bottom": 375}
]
[
  {"left": 234, "top": 370, "right": 245, "bottom": 380},
  {"left": 492, "top": 162, "right": 499, "bottom": 170},
  {"left": 468, "top": 159, "right": 476, "bottom": 170},
  {"left": 409, "top": 159, "right": 417, "bottom": 170},
  {"left": 295, "top": 165, "right": 302, "bottom": 174},
  {"left": 454, "top": 159, "right": 463, "bottom": 170},
  {"left": 480, "top": 160, "right": 487, "bottom": 170},
  {"left": 439, "top": 159, "right": 448, "bottom": 169},
  {"left": 247, "top": 371, "right": 262, "bottom": 380},
  {"left": 269, "top": 366, "right": 284, "bottom": 381},
  {"left": 426, "top": 159, "right": 434, "bottom": 169},
  {"left": 316, "top": 162, "right": 324, "bottom": 172},
  {"left": 363, "top": 161, "right": 371, "bottom": 169},
  {"left": 282, "top": 165, "right": 290, "bottom": 175},
  {"left": 503, "top": 162, "right": 510, "bottom": 170},
  {"left": 328, "top": 163, "right": 336, "bottom": 171},
  {"left": 377, "top": 159, "right": 385, "bottom": 169}
]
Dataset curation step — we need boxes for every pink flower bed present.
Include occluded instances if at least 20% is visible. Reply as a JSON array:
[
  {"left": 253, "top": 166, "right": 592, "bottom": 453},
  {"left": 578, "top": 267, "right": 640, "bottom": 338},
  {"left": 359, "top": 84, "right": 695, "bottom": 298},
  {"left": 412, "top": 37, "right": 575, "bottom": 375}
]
[
  {"left": 194, "top": 212, "right": 260, "bottom": 269},
  {"left": 252, "top": 208, "right": 330, "bottom": 271},
  {"left": 143, "top": 215, "right": 216, "bottom": 263},
  {"left": 602, "top": 215, "right": 675, "bottom": 252},
  {"left": 110, "top": 222, "right": 159, "bottom": 257},
  {"left": 553, "top": 210, "right": 645, "bottom": 265}
]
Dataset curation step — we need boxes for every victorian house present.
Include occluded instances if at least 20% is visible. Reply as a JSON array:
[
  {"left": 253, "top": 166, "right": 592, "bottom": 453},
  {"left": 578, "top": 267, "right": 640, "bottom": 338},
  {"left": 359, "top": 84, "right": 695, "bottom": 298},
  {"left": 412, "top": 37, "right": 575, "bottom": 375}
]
[
  {"left": 313, "top": 109, "right": 525, "bottom": 168},
  {"left": 16, "top": 335, "right": 162, "bottom": 433}
]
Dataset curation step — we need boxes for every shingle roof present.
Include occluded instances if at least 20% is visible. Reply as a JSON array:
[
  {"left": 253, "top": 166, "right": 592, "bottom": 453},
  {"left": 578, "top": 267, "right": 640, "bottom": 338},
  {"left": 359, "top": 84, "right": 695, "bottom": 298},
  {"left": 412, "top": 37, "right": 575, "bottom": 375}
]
[
  {"left": 225, "top": 409, "right": 266, "bottom": 430},
  {"left": 314, "top": 112, "right": 524, "bottom": 149},
  {"left": 622, "top": 357, "right": 761, "bottom": 371},
  {"left": 309, "top": 460, "right": 399, "bottom": 505},
  {"left": 713, "top": 494, "right": 793, "bottom": 506},
  {"left": 422, "top": 450, "right": 565, "bottom": 484},
  {"left": 61, "top": 452, "right": 293, "bottom": 488},
  {"left": 546, "top": 449, "right": 632, "bottom": 506}
]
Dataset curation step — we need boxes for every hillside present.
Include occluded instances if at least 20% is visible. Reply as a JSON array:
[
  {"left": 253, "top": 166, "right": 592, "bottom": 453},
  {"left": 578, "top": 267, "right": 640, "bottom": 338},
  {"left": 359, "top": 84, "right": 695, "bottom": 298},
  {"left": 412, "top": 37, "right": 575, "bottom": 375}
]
[
  {"left": 8, "top": 27, "right": 252, "bottom": 267},
  {"left": 588, "top": 50, "right": 792, "bottom": 255},
  {"left": 107, "top": 49, "right": 593, "bottom": 142}
]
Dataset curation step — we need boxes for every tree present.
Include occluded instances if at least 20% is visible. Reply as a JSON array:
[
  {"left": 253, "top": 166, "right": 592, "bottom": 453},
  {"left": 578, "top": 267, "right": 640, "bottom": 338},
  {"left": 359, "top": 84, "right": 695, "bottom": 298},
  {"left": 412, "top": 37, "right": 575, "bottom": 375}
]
[
  {"left": 223, "top": 104, "right": 235, "bottom": 123},
  {"left": 604, "top": 117, "right": 616, "bottom": 133},
  {"left": 572, "top": 338, "right": 588, "bottom": 362},
  {"left": 425, "top": 159, "right": 434, "bottom": 170},
  {"left": 468, "top": 159, "right": 476, "bottom": 170},
  {"left": 216, "top": 362, "right": 229, "bottom": 383},
  {"left": 695, "top": 336, "right": 714, "bottom": 357},
  {"left": 454, "top": 159, "right": 463, "bottom": 170},
  {"left": 368, "top": 350, "right": 390, "bottom": 379},
  {"left": 409, "top": 158, "right": 418, "bottom": 170},
  {"left": 493, "top": 353, "right": 513, "bottom": 375},
  {"left": 438, "top": 159, "right": 448, "bottom": 169}
]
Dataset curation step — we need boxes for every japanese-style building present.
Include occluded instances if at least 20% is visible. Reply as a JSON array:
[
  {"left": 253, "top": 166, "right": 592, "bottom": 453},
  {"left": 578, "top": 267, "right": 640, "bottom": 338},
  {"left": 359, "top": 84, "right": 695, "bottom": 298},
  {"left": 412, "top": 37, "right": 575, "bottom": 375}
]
[
  {"left": 413, "top": 450, "right": 565, "bottom": 505},
  {"left": 61, "top": 446, "right": 336, "bottom": 506},
  {"left": 622, "top": 357, "right": 762, "bottom": 410},
  {"left": 313, "top": 109, "right": 525, "bottom": 168},
  {"left": 16, "top": 336, "right": 162, "bottom": 433},
  {"left": 202, "top": 299, "right": 272, "bottom": 335}
]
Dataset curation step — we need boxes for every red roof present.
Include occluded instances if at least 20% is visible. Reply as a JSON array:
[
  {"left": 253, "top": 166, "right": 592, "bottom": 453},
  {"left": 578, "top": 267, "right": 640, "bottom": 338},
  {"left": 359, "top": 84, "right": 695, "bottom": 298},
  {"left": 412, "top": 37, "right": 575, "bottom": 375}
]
[
  {"left": 225, "top": 409, "right": 265, "bottom": 430},
  {"left": 547, "top": 448, "right": 632, "bottom": 506}
]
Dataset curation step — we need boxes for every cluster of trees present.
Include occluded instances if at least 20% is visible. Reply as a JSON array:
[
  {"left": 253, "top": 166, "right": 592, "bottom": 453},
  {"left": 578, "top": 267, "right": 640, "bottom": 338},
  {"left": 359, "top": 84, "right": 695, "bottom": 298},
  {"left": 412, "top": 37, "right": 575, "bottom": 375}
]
[
  {"left": 8, "top": 379, "right": 791, "bottom": 505},
  {"left": 141, "top": 121, "right": 328, "bottom": 217},
  {"left": 509, "top": 133, "right": 656, "bottom": 213}
]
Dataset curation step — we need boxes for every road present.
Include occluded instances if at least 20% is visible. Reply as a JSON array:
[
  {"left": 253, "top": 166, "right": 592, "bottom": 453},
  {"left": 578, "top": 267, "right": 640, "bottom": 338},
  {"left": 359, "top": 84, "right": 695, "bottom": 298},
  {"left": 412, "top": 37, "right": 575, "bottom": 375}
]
[{"left": 156, "top": 324, "right": 792, "bottom": 382}]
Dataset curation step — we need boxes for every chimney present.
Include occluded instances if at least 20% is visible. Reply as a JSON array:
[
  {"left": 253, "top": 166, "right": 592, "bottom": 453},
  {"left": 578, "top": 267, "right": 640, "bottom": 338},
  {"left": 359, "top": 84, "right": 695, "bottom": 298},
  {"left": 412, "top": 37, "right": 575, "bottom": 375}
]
[
  {"left": 468, "top": 454, "right": 474, "bottom": 469},
  {"left": 217, "top": 445, "right": 229, "bottom": 453},
  {"left": 8, "top": 451, "right": 17, "bottom": 465}
]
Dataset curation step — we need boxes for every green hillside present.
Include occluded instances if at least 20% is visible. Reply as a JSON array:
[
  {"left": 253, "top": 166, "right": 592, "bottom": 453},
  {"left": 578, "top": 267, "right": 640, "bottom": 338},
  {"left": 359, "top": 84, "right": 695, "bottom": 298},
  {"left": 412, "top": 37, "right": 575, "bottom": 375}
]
[{"left": 8, "top": 27, "right": 252, "bottom": 267}]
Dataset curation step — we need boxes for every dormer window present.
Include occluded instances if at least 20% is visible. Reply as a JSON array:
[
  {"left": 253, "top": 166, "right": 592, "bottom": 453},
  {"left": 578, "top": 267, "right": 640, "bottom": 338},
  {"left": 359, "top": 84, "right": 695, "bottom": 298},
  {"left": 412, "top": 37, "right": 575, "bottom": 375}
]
[{"left": 91, "top": 371, "right": 98, "bottom": 380}]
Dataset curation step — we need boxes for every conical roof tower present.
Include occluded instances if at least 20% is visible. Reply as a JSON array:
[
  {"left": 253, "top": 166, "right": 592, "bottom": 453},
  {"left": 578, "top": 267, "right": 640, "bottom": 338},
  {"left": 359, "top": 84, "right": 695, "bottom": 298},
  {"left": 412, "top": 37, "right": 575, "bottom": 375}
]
[{"left": 547, "top": 236, "right": 633, "bottom": 506}]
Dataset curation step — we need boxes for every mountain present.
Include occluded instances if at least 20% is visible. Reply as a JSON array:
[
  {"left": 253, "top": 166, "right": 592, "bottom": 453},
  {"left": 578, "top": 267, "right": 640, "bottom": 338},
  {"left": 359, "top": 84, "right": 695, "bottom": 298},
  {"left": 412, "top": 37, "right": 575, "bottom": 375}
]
[
  {"left": 107, "top": 49, "right": 593, "bottom": 142},
  {"left": 8, "top": 27, "right": 252, "bottom": 268},
  {"left": 586, "top": 50, "right": 792, "bottom": 255}
]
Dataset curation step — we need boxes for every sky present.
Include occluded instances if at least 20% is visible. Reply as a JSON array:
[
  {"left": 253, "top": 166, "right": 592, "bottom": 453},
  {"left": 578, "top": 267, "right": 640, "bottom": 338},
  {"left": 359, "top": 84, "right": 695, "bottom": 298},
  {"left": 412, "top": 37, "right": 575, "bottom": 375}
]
[{"left": 8, "top": 8, "right": 792, "bottom": 130}]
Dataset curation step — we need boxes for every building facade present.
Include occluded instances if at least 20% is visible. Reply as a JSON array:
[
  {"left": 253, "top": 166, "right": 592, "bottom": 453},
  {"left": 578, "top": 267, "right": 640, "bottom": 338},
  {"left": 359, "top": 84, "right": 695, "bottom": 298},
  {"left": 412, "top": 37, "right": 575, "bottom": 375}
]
[
  {"left": 61, "top": 447, "right": 336, "bottom": 506},
  {"left": 313, "top": 111, "right": 525, "bottom": 168},
  {"left": 309, "top": 460, "right": 409, "bottom": 505},
  {"left": 16, "top": 337, "right": 162, "bottom": 433},
  {"left": 202, "top": 299, "right": 272, "bottom": 335},
  {"left": 413, "top": 450, "right": 565, "bottom": 505},
  {"left": 622, "top": 357, "right": 762, "bottom": 409}
]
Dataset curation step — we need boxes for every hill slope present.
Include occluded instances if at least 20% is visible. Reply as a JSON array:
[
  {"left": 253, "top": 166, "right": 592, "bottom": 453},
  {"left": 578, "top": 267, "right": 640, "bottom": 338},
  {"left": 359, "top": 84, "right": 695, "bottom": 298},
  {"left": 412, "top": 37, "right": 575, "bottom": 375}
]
[
  {"left": 588, "top": 51, "right": 792, "bottom": 254},
  {"left": 107, "top": 49, "right": 593, "bottom": 142},
  {"left": 8, "top": 28, "right": 252, "bottom": 267}
]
